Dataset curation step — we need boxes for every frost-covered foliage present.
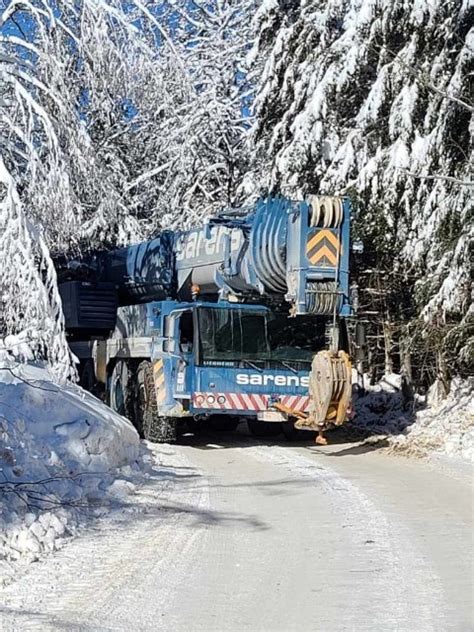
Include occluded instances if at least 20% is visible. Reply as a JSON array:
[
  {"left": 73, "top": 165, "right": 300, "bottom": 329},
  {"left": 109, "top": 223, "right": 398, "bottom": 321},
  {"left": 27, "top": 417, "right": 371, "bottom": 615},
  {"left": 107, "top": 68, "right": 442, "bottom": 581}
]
[
  {"left": 0, "top": 0, "right": 160, "bottom": 372},
  {"left": 138, "top": 0, "right": 256, "bottom": 227},
  {"left": 1, "top": 1, "right": 156, "bottom": 249},
  {"left": 0, "top": 0, "right": 254, "bottom": 370},
  {"left": 0, "top": 169, "right": 70, "bottom": 379},
  {"left": 250, "top": 0, "right": 473, "bottom": 377},
  {"left": 1, "top": 0, "right": 255, "bottom": 243}
]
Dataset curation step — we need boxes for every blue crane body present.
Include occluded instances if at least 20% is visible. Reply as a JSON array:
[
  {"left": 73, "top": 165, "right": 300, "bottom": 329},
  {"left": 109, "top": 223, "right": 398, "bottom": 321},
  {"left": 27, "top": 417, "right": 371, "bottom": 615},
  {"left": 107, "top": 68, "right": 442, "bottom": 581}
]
[{"left": 59, "top": 196, "right": 352, "bottom": 441}]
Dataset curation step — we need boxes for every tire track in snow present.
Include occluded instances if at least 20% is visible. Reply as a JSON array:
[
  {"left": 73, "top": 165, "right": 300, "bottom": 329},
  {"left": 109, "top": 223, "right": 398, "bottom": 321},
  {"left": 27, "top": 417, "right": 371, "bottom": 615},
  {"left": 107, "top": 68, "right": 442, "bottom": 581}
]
[{"left": 248, "top": 445, "right": 447, "bottom": 632}]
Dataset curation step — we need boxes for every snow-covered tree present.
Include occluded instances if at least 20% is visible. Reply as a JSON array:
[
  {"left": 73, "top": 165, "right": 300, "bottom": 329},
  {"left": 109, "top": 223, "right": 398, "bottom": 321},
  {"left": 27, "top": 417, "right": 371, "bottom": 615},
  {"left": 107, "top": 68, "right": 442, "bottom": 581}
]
[
  {"left": 1, "top": 1, "right": 161, "bottom": 249},
  {"left": 0, "top": 157, "right": 71, "bottom": 378},
  {"left": 174, "top": 0, "right": 256, "bottom": 213},
  {"left": 0, "top": 0, "right": 255, "bottom": 374},
  {"left": 1, "top": 1, "right": 256, "bottom": 237},
  {"left": 124, "top": 0, "right": 256, "bottom": 228},
  {"left": 250, "top": 0, "right": 473, "bottom": 383},
  {"left": 0, "top": 1, "right": 163, "bottom": 375}
]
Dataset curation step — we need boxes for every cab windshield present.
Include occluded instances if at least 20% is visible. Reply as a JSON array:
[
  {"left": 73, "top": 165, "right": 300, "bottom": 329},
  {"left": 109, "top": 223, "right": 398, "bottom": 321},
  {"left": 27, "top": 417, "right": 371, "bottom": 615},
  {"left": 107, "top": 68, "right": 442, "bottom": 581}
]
[
  {"left": 197, "top": 307, "right": 325, "bottom": 366},
  {"left": 197, "top": 308, "right": 269, "bottom": 362}
]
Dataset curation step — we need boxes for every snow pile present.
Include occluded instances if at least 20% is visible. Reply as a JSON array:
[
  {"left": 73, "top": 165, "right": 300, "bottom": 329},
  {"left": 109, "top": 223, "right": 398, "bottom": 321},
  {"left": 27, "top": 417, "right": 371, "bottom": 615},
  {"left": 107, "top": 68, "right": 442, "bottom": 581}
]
[
  {"left": 0, "top": 352, "right": 140, "bottom": 580},
  {"left": 352, "top": 374, "right": 474, "bottom": 462},
  {"left": 391, "top": 378, "right": 474, "bottom": 461},
  {"left": 351, "top": 373, "right": 411, "bottom": 434}
]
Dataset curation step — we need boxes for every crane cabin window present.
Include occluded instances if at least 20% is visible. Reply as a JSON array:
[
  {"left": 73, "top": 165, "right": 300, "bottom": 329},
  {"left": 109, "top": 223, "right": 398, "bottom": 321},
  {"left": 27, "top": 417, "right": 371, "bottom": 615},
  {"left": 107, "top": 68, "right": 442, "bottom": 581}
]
[
  {"left": 179, "top": 311, "right": 194, "bottom": 353},
  {"left": 266, "top": 313, "right": 326, "bottom": 363}
]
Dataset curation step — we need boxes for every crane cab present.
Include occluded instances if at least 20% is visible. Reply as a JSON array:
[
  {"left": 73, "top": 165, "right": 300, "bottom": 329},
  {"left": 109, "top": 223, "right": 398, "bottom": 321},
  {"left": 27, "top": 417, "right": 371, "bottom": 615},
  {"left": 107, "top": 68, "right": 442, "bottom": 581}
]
[{"left": 141, "top": 300, "right": 336, "bottom": 429}]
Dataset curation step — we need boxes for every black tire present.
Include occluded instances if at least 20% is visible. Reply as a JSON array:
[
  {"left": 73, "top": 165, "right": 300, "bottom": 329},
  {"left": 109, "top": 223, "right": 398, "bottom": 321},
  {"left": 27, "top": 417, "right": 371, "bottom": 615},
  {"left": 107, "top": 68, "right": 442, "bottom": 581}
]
[
  {"left": 281, "top": 420, "right": 301, "bottom": 442},
  {"left": 208, "top": 416, "right": 240, "bottom": 432},
  {"left": 136, "top": 361, "right": 177, "bottom": 443},
  {"left": 79, "top": 359, "right": 96, "bottom": 392},
  {"left": 247, "top": 419, "right": 282, "bottom": 437},
  {"left": 109, "top": 360, "right": 134, "bottom": 418}
]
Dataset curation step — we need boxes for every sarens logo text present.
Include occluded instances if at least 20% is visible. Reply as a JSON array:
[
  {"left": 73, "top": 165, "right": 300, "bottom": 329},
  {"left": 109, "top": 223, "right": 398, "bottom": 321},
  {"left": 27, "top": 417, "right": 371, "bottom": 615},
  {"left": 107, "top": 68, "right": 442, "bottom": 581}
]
[{"left": 236, "top": 374, "right": 309, "bottom": 388}]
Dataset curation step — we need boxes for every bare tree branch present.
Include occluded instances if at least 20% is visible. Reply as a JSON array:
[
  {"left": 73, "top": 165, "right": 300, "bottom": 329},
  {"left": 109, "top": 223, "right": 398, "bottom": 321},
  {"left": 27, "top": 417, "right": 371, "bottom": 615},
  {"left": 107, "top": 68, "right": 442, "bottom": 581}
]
[
  {"left": 375, "top": 43, "right": 474, "bottom": 113},
  {"left": 397, "top": 168, "right": 474, "bottom": 187}
]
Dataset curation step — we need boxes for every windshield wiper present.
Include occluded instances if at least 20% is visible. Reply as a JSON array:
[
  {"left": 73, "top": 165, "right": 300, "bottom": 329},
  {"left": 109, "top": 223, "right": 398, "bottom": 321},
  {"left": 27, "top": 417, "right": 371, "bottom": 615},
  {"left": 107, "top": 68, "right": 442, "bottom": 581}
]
[
  {"left": 272, "top": 359, "right": 298, "bottom": 374},
  {"left": 241, "top": 359, "right": 263, "bottom": 372}
]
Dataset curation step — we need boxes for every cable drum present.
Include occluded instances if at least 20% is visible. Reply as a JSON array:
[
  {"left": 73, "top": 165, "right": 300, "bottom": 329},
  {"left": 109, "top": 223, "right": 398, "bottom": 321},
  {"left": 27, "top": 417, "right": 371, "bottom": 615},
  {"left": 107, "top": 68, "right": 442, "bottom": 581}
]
[
  {"left": 249, "top": 199, "right": 288, "bottom": 293},
  {"left": 309, "top": 196, "right": 343, "bottom": 228},
  {"left": 305, "top": 282, "right": 342, "bottom": 315}
]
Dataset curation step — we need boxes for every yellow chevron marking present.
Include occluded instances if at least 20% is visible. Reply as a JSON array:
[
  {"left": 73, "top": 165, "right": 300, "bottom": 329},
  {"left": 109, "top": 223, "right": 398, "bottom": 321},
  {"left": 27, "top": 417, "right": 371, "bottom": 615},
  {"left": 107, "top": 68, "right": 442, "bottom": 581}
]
[
  {"left": 153, "top": 360, "right": 166, "bottom": 403},
  {"left": 309, "top": 244, "right": 338, "bottom": 266},
  {"left": 324, "top": 230, "right": 341, "bottom": 250},
  {"left": 306, "top": 229, "right": 340, "bottom": 253},
  {"left": 306, "top": 231, "right": 324, "bottom": 252}
]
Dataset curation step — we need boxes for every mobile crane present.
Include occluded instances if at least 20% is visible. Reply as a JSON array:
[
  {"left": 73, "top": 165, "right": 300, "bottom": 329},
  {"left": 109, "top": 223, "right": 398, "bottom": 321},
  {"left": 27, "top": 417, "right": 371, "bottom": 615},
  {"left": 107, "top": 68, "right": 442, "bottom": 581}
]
[{"left": 58, "top": 195, "right": 352, "bottom": 443}]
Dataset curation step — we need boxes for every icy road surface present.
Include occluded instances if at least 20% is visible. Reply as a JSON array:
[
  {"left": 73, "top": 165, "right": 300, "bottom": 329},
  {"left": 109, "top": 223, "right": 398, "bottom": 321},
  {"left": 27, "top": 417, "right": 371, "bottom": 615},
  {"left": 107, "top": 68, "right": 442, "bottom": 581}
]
[{"left": 1, "top": 429, "right": 473, "bottom": 631}]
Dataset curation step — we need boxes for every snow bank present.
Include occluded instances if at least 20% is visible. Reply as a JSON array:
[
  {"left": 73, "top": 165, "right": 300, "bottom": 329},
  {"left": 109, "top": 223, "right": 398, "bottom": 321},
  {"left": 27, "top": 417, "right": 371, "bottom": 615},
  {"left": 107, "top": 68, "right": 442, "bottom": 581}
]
[
  {"left": 0, "top": 352, "right": 140, "bottom": 582},
  {"left": 352, "top": 374, "right": 474, "bottom": 462}
]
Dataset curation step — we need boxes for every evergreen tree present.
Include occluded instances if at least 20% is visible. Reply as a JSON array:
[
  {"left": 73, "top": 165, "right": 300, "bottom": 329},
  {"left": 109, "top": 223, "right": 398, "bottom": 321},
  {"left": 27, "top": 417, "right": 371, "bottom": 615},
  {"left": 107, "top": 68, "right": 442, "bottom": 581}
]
[{"left": 250, "top": 0, "right": 473, "bottom": 385}]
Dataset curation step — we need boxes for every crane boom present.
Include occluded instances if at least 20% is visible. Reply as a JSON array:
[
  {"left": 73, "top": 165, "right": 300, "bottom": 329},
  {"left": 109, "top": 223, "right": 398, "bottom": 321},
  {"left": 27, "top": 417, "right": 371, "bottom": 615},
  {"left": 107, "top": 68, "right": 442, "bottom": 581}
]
[{"left": 78, "top": 196, "right": 350, "bottom": 316}]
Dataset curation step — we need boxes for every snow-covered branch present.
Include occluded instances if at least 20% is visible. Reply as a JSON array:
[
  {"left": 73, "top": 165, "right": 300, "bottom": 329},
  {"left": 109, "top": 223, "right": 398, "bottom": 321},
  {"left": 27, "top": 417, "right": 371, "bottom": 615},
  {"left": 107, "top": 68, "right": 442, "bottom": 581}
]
[
  {"left": 0, "top": 0, "right": 255, "bottom": 370},
  {"left": 399, "top": 170, "right": 473, "bottom": 187}
]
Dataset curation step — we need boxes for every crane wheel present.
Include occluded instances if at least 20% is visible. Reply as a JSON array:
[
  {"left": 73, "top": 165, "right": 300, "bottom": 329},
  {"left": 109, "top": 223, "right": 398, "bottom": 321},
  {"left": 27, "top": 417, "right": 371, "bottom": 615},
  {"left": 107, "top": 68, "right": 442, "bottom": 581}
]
[
  {"left": 248, "top": 419, "right": 282, "bottom": 438},
  {"left": 110, "top": 360, "right": 135, "bottom": 420},
  {"left": 136, "top": 361, "right": 177, "bottom": 443}
]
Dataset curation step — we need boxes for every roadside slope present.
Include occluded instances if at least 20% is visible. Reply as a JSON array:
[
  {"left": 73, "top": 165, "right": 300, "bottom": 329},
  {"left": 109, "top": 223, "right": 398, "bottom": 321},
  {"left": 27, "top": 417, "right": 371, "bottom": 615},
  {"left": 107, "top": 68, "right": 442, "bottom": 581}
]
[{"left": 0, "top": 356, "right": 140, "bottom": 583}]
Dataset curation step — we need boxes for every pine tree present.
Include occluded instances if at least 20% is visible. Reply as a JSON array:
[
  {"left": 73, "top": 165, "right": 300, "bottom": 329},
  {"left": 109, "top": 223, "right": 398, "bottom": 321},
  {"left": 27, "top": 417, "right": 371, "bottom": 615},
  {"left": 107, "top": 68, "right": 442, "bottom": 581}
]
[{"left": 250, "top": 0, "right": 473, "bottom": 385}]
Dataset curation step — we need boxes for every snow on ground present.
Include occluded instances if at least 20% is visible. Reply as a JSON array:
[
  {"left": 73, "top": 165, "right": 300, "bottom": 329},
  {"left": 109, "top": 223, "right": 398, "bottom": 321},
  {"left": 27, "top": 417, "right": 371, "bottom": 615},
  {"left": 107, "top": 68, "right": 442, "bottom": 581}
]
[
  {"left": 1, "top": 345, "right": 471, "bottom": 588},
  {"left": 351, "top": 373, "right": 474, "bottom": 462},
  {"left": 0, "top": 350, "right": 141, "bottom": 585}
]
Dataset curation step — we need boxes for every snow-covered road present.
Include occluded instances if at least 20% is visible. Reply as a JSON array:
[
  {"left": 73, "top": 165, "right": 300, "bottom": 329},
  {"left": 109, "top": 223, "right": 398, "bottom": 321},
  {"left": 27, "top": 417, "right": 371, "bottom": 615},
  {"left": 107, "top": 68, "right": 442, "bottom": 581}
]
[{"left": 1, "top": 429, "right": 473, "bottom": 631}]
